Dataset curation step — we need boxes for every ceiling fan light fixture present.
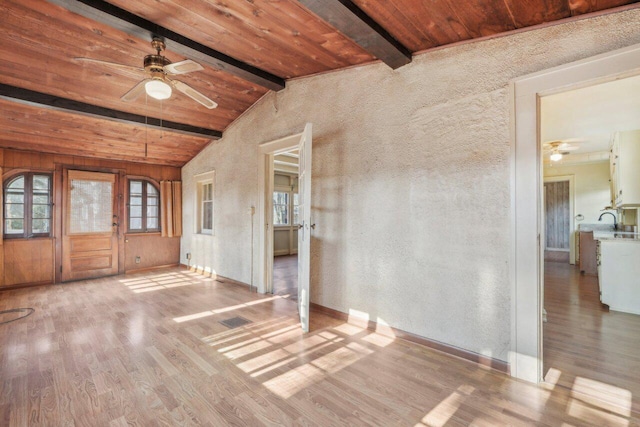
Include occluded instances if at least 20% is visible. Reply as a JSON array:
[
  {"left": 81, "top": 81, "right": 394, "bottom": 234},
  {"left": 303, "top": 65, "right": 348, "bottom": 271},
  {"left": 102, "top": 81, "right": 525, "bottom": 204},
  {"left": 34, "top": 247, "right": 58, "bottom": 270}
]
[
  {"left": 145, "top": 79, "right": 172, "bottom": 100},
  {"left": 550, "top": 150, "right": 563, "bottom": 162}
]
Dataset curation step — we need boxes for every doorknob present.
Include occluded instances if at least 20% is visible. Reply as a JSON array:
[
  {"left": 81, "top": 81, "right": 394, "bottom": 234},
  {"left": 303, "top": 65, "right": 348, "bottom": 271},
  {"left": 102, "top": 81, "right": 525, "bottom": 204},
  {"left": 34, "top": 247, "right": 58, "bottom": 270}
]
[
  {"left": 113, "top": 223, "right": 119, "bottom": 226},
  {"left": 310, "top": 224, "right": 316, "bottom": 229},
  {"left": 298, "top": 224, "right": 304, "bottom": 230}
]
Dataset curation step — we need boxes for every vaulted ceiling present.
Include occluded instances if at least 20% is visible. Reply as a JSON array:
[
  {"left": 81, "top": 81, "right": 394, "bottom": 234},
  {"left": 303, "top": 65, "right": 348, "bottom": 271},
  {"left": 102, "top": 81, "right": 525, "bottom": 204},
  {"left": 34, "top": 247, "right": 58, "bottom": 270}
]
[{"left": 1, "top": 0, "right": 637, "bottom": 166}]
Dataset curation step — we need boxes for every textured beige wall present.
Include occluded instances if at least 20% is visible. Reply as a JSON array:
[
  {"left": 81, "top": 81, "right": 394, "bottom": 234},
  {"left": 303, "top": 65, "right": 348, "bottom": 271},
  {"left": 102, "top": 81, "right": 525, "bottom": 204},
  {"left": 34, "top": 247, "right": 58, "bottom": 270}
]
[{"left": 182, "top": 9, "right": 640, "bottom": 362}]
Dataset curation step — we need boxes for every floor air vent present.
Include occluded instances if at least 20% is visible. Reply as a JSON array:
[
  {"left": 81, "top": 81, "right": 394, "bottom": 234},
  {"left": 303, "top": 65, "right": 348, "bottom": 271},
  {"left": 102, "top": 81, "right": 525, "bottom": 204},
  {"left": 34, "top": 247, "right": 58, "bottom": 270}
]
[{"left": 219, "top": 316, "right": 252, "bottom": 329}]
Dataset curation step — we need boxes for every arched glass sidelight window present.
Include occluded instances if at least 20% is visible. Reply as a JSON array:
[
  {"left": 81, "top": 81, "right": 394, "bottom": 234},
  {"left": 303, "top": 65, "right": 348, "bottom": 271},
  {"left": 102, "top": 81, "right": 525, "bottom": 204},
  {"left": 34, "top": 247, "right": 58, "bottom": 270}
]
[{"left": 4, "top": 173, "right": 52, "bottom": 238}]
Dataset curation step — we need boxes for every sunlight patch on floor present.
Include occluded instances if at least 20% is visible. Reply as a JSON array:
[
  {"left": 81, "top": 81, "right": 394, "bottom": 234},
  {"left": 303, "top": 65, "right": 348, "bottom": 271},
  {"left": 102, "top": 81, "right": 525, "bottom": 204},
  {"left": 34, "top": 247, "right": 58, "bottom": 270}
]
[
  {"left": 119, "top": 272, "right": 206, "bottom": 293},
  {"left": 262, "top": 341, "right": 373, "bottom": 399},
  {"left": 544, "top": 367, "right": 562, "bottom": 389},
  {"left": 415, "top": 385, "right": 475, "bottom": 427},
  {"left": 172, "top": 295, "right": 289, "bottom": 323},
  {"left": 570, "top": 376, "right": 632, "bottom": 418},
  {"left": 567, "top": 398, "right": 629, "bottom": 427},
  {"left": 362, "top": 332, "right": 394, "bottom": 347}
]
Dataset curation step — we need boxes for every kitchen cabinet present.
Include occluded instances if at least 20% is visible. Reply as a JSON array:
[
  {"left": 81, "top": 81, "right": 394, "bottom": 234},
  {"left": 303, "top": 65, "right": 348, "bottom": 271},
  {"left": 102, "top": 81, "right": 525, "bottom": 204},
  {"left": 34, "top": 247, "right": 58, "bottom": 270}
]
[
  {"left": 598, "top": 239, "right": 640, "bottom": 315},
  {"left": 610, "top": 130, "right": 640, "bottom": 207},
  {"left": 578, "top": 231, "right": 597, "bottom": 276}
]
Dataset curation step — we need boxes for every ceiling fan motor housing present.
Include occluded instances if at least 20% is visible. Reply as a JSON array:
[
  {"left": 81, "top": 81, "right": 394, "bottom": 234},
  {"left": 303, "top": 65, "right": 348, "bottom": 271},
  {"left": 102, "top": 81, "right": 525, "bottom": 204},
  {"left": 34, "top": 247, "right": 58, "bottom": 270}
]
[{"left": 144, "top": 54, "right": 171, "bottom": 73}]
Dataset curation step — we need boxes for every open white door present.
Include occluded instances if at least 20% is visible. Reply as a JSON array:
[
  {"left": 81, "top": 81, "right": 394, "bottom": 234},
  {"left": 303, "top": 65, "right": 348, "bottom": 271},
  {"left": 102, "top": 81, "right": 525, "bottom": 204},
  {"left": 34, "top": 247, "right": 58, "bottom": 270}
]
[{"left": 297, "top": 123, "right": 312, "bottom": 332}]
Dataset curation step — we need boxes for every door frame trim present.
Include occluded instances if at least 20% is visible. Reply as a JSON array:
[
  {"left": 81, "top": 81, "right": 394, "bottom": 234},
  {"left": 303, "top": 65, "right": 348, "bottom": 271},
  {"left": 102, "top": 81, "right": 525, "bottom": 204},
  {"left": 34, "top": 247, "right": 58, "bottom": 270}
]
[
  {"left": 510, "top": 42, "right": 640, "bottom": 383},
  {"left": 257, "top": 132, "right": 303, "bottom": 294}
]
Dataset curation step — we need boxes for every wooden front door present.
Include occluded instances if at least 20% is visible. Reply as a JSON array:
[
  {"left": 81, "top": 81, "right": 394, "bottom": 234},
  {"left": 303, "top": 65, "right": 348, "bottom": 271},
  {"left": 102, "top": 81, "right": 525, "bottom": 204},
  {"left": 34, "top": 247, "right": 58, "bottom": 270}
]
[{"left": 62, "top": 170, "right": 119, "bottom": 282}]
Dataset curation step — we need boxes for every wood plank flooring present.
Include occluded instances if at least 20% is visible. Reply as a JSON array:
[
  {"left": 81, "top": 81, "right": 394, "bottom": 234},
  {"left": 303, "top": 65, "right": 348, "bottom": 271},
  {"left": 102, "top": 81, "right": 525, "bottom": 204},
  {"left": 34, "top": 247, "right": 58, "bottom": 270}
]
[
  {"left": 273, "top": 255, "right": 298, "bottom": 301},
  {"left": 0, "top": 267, "right": 638, "bottom": 426},
  {"left": 544, "top": 260, "right": 640, "bottom": 418}
]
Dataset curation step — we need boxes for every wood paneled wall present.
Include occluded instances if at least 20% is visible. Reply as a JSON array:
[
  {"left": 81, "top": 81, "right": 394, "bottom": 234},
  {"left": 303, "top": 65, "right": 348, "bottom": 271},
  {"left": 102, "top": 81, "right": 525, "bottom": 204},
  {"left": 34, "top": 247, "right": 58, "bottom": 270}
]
[
  {"left": 0, "top": 149, "right": 181, "bottom": 288},
  {"left": 124, "top": 235, "right": 180, "bottom": 272}
]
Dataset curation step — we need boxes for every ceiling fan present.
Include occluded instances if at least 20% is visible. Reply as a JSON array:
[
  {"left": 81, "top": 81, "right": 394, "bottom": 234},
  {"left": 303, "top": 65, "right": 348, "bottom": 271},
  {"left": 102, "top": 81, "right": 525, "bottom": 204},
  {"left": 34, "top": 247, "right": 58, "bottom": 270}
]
[
  {"left": 75, "top": 38, "right": 217, "bottom": 109},
  {"left": 543, "top": 139, "right": 581, "bottom": 161}
]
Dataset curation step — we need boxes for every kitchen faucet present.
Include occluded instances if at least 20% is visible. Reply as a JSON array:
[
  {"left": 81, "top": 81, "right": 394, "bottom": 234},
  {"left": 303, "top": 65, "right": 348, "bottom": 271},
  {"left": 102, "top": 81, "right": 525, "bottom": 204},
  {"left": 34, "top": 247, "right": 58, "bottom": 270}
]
[{"left": 598, "top": 212, "right": 618, "bottom": 230}]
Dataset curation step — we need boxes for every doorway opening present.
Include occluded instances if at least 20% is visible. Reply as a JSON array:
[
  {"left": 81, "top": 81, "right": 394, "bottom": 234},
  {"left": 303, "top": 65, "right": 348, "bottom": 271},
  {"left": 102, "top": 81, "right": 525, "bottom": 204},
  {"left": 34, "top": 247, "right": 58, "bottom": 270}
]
[
  {"left": 257, "top": 123, "right": 313, "bottom": 333},
  {"left": 511, "top": 42, "right": 640, "bottom": 384},
  {"left": 272, "top": 149, "right": 300, "bottom": 302},
  {"left": 539, "top": 76, "right": 640, "bottom": 406}
]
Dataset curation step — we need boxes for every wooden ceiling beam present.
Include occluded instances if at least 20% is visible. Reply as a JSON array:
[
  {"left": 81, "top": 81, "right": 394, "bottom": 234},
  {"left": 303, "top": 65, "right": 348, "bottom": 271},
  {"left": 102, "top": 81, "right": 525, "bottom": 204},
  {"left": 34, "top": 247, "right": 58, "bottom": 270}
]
[
  {"left": 0, "top": 84, "right": 222, "bottom": 140},
  {"left": 299, "top": 0, "right": 412, "bottom": 69},
  {"left": 45, "top": 0, "right": 286, "bottom": 91}
]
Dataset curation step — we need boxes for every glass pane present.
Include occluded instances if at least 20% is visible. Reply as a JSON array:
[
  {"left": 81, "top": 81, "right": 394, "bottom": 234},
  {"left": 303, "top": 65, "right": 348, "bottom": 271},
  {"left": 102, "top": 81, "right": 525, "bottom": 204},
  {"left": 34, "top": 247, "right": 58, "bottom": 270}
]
[
  {"left": 147, "top": 196, "right": 158, "bottom": 206},
  {"left": 294, "top": 206, "right": 300, "bottom": 225},
  {"left": 32, "top": 194, "right": 49, "bottom": 204},
  {"left": 6, "top": 203, "right": 24, "bottom": 219},
  {"left": 147, "top": 206, "right": 158, "bottom": 218},
  {"left": 8, "top": 176, "right": 24, "bottom": 190},
  {"left": 32, "top": 204, "right": 50, "bottom": 219},
  {"left": 130, "top": 205, "right": 142, "bottom": 218},
  {"left": 5, "top": 219, "right": 24, "bottom": 234},
  {"left": 203, "top": 201, "right": 213, "bottom": 230},
  {"left": 293, "top": 193, "right": 299, "bottom": 206},
  {"left": 273, "top": 191, "right": 289, "bottom": 205},
  {"left": 273, "top": 205, "right": 288, "bottom": 225},
  {"left": 147, "top": 217, "right": 158, "bottom": 230},
  {"left": 130, "top": 217, "right": 142, "bottom": 230},
  {"left": 130, "top": 180, "right": 142, "bottom": 194},
  {"left": 33, "top": 175, "right": 50, "bottom": 190},
  {"left": 32, "top": 219, "right": 50, "bottom": 234},
  {"left": 147, "top": 183, "right": 158, "bottom": 196},
  {"left": 130, "top": 196, "right": 142, "bottom": 206},
  {"left": 69, "top": 179, "right": 113, "bottom": 233},
  {"left": 6, "top": 192, "right": 24, "bottom": 203},
  {"left": 203, "top": 183, "right": 213, "bottom": 201}
]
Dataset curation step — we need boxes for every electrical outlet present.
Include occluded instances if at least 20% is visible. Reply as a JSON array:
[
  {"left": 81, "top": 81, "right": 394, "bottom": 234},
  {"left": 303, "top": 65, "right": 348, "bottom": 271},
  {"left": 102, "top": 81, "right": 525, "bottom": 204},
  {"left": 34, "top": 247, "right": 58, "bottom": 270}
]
[
  {"left": 135, "top": 256, "right": 141, "bottom": 264},
  {"left": 186, "top": 252, "right": 192, "bottom": 260}
]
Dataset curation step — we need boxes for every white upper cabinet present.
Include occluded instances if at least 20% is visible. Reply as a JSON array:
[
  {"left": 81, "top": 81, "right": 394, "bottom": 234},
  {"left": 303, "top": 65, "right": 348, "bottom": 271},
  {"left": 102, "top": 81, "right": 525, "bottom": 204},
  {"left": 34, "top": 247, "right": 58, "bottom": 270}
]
[{"left": 611, "top": 130, "right": 640, "bottom": 207}]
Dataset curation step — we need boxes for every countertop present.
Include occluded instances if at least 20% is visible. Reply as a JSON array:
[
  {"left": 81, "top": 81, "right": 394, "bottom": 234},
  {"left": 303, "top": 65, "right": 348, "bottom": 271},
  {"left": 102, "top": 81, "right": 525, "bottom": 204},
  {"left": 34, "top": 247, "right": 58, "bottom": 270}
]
[
  {"left": 578, "top": 223, "right": 616, "bottom": 232},
  {"left": 593, "top": 230, "right": 640, "bottom": 242}
]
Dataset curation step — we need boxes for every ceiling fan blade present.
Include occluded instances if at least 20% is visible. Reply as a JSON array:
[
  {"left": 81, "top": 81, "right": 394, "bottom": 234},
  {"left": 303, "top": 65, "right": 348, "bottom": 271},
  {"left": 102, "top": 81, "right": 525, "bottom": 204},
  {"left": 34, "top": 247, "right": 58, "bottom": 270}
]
[
  {"left": 171, "top": 80, "right": 218, "bottom": 109},
  {"left": 164, "top": 59, "right": 204, "bottom": 75},
  {"left": 74, "top": 57, "right": 143, "bottom": 73},
  {"left": 121, "top": 79, "right": 150, "bottom": 102}
]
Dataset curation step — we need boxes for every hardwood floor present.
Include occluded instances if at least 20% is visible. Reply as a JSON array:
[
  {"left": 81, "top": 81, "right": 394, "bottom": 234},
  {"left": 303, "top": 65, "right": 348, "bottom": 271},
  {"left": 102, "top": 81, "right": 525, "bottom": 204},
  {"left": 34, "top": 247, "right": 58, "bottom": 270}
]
[
  {"left": 273, "top": 255, "right": 297, "bottom": 301},
  {"left": 0, "top": 267, "right": 638, "bottom": 426},
  {"left": 544, "top": 250, "right": 570, "bottom": 263},
  {"left": 544, "top": 260, "right": 640, "bottom": 417}
]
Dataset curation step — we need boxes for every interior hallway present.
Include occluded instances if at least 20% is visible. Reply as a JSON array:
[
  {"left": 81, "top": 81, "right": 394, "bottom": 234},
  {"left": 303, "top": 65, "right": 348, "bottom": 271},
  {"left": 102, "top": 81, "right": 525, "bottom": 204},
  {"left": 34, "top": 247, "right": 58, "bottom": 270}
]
[
  {"left": 544, "top": 260, "right": 640, "bottom": 417},
  {"left": 273, "top": 254, "right": 297, "bottom": 301},
  {"left": 1, "top": 267, "right": 638, "bottom": 425}
]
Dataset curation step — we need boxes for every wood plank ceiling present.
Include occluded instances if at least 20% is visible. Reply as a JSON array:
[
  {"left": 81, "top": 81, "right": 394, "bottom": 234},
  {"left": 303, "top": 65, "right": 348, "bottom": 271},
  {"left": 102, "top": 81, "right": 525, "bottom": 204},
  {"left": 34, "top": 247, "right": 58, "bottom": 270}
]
[{"left": 0, "top": 0, "right": 637, "bottom": 166}]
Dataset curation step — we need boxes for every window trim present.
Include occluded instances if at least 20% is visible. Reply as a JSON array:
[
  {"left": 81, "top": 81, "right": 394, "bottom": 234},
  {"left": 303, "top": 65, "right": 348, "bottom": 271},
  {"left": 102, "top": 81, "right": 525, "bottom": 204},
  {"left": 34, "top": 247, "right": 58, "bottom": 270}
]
[
  {"left": 195, "top": 171, "right": 215, "bottom": 236},
  {"left": 126, "top": 178, "right": 161, "bottom": 233},
  {"left": 3, "top": 172, "right": 53, "bottom": 239}
]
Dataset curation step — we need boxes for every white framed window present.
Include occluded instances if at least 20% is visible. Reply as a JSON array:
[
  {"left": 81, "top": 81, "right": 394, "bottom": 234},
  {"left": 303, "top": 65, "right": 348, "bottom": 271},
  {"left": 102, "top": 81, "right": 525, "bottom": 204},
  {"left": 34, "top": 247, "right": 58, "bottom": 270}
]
[
  {"left": 272, "top": 173, "right": 299, "bottom": 227},
  {"left": 273, "top": 191, "right": 289, "bottom": 226},
  {"left": 293, "top": 192, "right": 300, "bottom": 225},
  {"left": 195, "top": 171, "right": 215, "bottom": 235}
]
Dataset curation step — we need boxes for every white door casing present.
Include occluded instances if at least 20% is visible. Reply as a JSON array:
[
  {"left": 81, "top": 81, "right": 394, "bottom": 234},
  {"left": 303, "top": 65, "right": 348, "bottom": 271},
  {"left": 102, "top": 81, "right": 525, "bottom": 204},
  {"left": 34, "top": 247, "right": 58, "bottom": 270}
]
[
  {"left": 511, "top": 43, "right": 640, "bottom": 383},
  {"left": 257, "top": 124, "right": 313, "bottom": 333}
]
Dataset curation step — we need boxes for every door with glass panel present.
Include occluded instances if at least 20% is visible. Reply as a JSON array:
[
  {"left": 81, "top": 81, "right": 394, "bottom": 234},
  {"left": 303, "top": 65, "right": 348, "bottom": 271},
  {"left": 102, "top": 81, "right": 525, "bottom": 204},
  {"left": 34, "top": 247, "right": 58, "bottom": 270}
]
[{"left": 62, "top": 170, "right": 119, "bottom": 282}]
